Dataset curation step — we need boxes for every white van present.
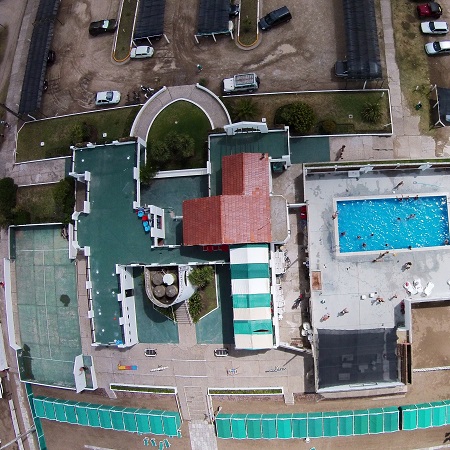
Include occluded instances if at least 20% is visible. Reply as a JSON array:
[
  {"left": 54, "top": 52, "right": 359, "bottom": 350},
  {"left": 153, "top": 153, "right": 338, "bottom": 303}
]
[{"left": 131, "top": 46, "right": 155, "bottom": 59}]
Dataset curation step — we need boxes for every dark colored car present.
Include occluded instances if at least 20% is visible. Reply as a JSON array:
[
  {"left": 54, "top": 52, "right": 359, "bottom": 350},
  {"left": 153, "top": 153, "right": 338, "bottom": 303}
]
[
  {"left": 258, "top": 6, "right": 292, "bottom": 31},
  {"left": 417, "top": 2, "right": 442, "bottom": 19},
  {"left": 334, "top": 60, "right": 348, "bottom": 78},
  {"left": 47, "top": 50, "right": 56, "bottom": 66},
  {"left": 89, "top": 19, "right": 117, "bottom": 36},
  {"left": 229, "top": 4, "right": 240, "bottom": 17}
]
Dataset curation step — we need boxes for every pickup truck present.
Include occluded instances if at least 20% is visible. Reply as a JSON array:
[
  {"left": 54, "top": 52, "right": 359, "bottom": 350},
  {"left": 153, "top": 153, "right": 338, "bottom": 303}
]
[{"left": 222, "top": 73, "right": 260, "bottom": 95}]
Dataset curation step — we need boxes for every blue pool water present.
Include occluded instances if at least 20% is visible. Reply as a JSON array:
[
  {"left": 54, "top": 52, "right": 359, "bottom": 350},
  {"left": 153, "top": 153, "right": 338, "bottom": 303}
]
[{"left": 337, "top": 195, "right": 450, "bottom": 253}]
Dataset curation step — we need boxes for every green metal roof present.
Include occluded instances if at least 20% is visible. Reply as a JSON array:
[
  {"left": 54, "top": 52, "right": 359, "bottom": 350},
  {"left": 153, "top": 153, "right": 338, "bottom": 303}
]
[
  {"left": 233, "top": 320, "right": 272, "bottom": 335},
  {"left": 232, "top": 293, "right": 271, "bottom": 308},
  {"left": 230, "top": 263, "right": 269, "bottom": 279}
]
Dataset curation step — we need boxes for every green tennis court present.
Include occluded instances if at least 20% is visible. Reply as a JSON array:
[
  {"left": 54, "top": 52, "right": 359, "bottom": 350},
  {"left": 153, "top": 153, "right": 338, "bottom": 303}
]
[{"left": 13, "top": 225, "right": 81, "bottom": 387}]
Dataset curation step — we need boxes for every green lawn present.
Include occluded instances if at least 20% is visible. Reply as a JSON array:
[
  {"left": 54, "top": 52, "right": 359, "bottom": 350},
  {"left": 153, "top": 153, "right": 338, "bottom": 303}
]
[
  {"left": 198, "top": 278, "right": 218, "bottom": 320},
  {"left": 16, "top": 185, "right": 59, "bottom": 223},
  {"left": 223, "top": 90, "right": 392, "bottom": 134},
  {"left": 239, "top": 0, "right": 258, "bottom": 45},
  {"left": 147, "top": 101, "right": 211, "bottom": 169},
  {"left": 114, "top": 0, "right": 138, "bottom": 60},
  {"left": 391, "top": 0, "right": 432, "bottom": 134},
  {"left": 16, "top": 106, "right": 140, "bottom": 162}
]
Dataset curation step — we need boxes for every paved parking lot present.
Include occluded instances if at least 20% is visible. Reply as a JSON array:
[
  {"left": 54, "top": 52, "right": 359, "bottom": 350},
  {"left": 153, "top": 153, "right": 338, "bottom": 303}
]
[{"left": 42, "top": 0, "right": 348, "bottom": 116}]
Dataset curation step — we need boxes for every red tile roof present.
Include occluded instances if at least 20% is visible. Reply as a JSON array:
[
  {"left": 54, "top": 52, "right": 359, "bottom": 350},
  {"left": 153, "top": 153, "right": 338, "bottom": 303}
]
[{"left": 183, "top": 153, "right": 271, "bottom": 246}]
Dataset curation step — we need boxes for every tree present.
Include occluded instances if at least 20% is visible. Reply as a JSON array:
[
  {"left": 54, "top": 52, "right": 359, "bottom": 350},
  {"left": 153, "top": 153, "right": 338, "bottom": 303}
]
[
  {"left": 53, "top": 177, "right": 75, "bottom": 224},
  {"left": 0, "top": 177, "right": 17, "bottom": 227},
  {"left": 361, "top": 101, "right": 382, "bottom": 124},
  {"left": 151, "top": 141, "right": 171, "bottom": 162},
  {"left": 188, "top": 292, "right": 203, "bottom": 323},
  {"left": 70, "top": 122, "right": 90, "bottom": 145},
  {"left": 165, "top": 131, "right": 195, "bottom": 159},
  {"left": 274, "top": 102, "right": 316, "bottom": 135},
  {"left": 140, "top": 161, "right": 158, "bottom": 185},
  {"left": 231, "top": 98, "right": 260, "bottom": 122},
  {"left": 188, "top": 265, "right": 214, "bottom": 288}
]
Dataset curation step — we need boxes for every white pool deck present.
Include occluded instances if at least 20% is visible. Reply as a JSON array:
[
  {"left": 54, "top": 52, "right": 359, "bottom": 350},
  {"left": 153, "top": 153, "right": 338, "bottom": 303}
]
[{"left": 304, "top": 164, "right": 450, "bottom": 332}]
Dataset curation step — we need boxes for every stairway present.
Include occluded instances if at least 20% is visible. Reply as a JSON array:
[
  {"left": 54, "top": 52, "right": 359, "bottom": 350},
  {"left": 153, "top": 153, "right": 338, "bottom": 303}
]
[{"left": 175, "top": 301, "right": 192, "bottom": 324}]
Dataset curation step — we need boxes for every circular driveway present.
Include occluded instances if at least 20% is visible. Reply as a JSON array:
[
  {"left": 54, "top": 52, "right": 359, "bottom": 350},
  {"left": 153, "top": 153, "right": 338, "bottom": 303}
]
[{"left": 130, "top": 84, "right": 231, "bottom": 142}]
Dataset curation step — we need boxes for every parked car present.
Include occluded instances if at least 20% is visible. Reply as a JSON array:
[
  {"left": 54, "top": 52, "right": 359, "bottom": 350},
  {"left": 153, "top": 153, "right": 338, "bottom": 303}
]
[
  {"left": 334, "top": 60, "right": 348, "bottom": 78},
  {"left": 417, "top": 2, "right": 442, "bottom": 19},
  {"left": 95, "top": 91, "right": 121, "bottom": 106},
  {"left": 258, "top": 6, "right": 292, "bottom": 31},
  {"left": 214, "top": 348, "right": 229, "bottom": 357},
  {"left": 229, "top": 3, "right": 240, "bottom": 17},
  {"left": 420, "top": 21, "right": 448, "bottom": 34},
  {"left": 89, "top": 19, "right": 117, "bottom": 36},
  {"left": 425, "top": 40, "right": 450, "bottom": 54},
  {"left": 47, "top": 50, "right": 56, "bottom": 66},
  {"left": 130, "top": 46, "right": 154, "bottom": 59},
  {"left": 222, "top": 73, "right": 260, "bottom": 94}
]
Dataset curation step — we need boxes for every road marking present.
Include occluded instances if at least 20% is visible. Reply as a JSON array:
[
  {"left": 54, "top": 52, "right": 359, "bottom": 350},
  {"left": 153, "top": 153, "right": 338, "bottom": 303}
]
[
  {"left": 413, "top": 366, "right": 450, "bottom": 372},
  {"left": 84, "top": 446, "right": 117, "bottom": 450}
]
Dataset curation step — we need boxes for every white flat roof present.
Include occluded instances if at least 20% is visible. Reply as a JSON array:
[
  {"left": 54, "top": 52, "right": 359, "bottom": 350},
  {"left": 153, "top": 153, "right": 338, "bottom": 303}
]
[{"left": 304, "top": 163, "right": 450, "bottom": 332}]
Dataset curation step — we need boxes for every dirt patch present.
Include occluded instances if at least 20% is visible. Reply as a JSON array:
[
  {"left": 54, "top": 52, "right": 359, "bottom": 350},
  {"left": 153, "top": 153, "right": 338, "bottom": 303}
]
[
  {"left": 41, "top": 418, "right": 190, "bottom": 450},
  {"left": 42, "top": 0, "right": 348, "bottom": 117},
  {"left": 411, "top": 301, "right": 450, "bottom": 368}
]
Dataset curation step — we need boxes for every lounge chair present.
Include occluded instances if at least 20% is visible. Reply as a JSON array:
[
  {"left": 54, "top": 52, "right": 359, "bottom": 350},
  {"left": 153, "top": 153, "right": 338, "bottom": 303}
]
[
  {"left": 150, "top": 438, "right": 156, "bottom": 447},
  {"left": 163, "top": 439, "right": 171, "bottom": 448},
  {"left": 413, "top": 278, "right": 423, "bottom": 293},
  {"left": 403, "top": 281, "right": 418, "bottom": 296},
  {"left": 423, "top": 281, "right": 434, "bottom": 296},
  {"left": 159, "top": 441, "right": 164, "bottom": 450}
]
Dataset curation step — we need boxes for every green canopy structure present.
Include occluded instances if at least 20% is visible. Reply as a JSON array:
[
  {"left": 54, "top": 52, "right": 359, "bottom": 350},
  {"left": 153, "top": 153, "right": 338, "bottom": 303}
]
[{"left": 32, "top": 396, "right": 181, "bottom": 437}]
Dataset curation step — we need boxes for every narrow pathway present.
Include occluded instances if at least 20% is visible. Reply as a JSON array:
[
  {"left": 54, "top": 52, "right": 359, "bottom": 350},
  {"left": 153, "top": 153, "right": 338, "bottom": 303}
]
[
  {"left": 130, "top": 84, "right": 231, "bottom": 142},
  {"left": 330, "top": 0, "right": 438, "bottom": 162},
  {"left": 10, "top": 158, "right": 67, "bottom": 186},
  {"left": 189, "top": 420, "right": 219, "bottom": 450}
]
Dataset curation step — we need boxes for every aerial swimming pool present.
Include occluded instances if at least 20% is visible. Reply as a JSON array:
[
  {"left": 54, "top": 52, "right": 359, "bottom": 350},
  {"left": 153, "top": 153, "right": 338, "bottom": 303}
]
[{"left": 335, "top": 194, "right": 450, "bottom": 253}]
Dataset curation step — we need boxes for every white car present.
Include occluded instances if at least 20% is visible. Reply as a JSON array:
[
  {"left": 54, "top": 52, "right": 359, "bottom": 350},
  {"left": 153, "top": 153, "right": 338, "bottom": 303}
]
[
  {"left": 95, "top": 91, "right": 121, "bottom": 106},
  {"left": 425, "top": 40, "right": 450, "bottom": 54},
  {"left": 421, "top": 21, "right": 449, "bottom": 34},
  {"left": 130, "top": 46, "right": 154, "bottom": 59}
]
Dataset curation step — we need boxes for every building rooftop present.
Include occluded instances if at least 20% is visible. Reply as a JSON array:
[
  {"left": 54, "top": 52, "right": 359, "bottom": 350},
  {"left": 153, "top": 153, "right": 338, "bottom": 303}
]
[
  {"left": 304, "top": 161, "right": 450, "bottom": 391},
  {"left": 183, "top": 153, "right": 271, "bottom": 246}
]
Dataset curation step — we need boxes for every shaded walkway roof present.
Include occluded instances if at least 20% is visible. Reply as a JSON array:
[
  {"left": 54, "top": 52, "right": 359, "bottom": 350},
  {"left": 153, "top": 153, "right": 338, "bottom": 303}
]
[
  {"left": 216, "top": 407, "right": 399, "bottom": 439},
  {"left": 19, "top": 0, "right": 60, "bottom": 115},
  {"left": 33, "top": 396, "right": 181, "bottom": 437},
  {"left": 230, "top": 244, "right": 273, "bottom": 350},
  {"left": 197, "top": 0, "right": 230, "bottom": 35},
  {"left": 436, "top": 87, "right": 450, "bottom": 125},
  {"left": 134, "top": 0, "right": 165, "bottom": 39},
  {"left": 343, "top": 0, "right": 381, "bottom": 79}
]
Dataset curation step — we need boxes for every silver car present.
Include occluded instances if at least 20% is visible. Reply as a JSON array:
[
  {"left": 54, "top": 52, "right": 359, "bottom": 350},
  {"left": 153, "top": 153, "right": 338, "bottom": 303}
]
[
  {"left": 130, "top": 46, "right": 155, "bottom": 59},
  {"left": 95, "top": 91, "right": 121, "bottom": 106},
  {"left": 421, "top": 21, "right": 449, "bottom": 34},
  {"left": 425, "top": 40, "right": 450, "bottom": 54}
]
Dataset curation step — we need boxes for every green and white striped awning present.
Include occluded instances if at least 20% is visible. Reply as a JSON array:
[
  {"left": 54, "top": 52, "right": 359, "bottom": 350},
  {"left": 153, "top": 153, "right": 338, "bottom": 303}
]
[{"left": 230, "top": 244, "right": 273, "bottom": 350}]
